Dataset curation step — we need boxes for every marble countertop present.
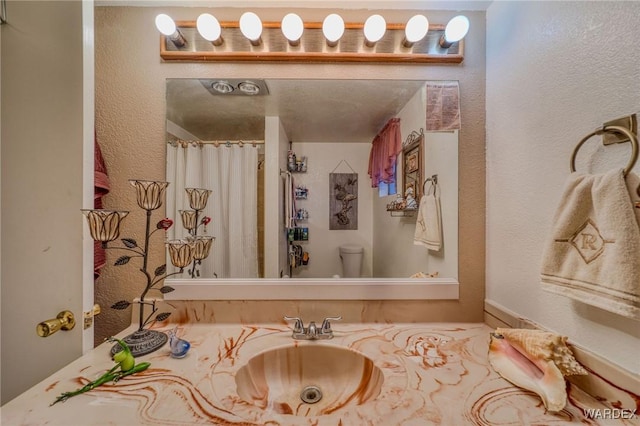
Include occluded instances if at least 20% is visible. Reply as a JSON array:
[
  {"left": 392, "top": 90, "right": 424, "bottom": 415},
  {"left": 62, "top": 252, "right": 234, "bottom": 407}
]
[{"left": 2, "top": 322, "right": 637, "bottom": 425}]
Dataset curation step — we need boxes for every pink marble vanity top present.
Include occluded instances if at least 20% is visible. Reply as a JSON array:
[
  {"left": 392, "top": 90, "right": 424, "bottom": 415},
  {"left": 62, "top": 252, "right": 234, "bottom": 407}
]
[{"left": 2, "top": 322, "right": 637, "bottom": 425}]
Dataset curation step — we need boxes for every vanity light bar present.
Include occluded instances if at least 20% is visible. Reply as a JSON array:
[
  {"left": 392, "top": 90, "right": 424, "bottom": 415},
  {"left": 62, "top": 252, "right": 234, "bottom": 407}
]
[{"left": 157, "top": 14, "right": 468, "bottom": 64}]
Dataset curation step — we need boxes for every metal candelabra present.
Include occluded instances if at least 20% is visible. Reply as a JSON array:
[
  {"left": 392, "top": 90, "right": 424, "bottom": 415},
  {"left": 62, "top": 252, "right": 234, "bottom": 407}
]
[{"left": 83, "top": 180, "right": 213, "bottom": 357}]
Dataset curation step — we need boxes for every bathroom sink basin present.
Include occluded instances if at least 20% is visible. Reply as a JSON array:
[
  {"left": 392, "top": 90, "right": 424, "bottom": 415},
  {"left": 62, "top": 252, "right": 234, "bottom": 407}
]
[{"left": 235, "top": 344, "right": 384, "bottom": 416}]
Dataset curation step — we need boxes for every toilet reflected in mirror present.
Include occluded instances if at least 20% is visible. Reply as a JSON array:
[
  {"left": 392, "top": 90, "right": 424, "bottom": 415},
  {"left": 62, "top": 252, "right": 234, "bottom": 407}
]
[{"left": 339, "top": 244, "right": 364, "bottom": 278}]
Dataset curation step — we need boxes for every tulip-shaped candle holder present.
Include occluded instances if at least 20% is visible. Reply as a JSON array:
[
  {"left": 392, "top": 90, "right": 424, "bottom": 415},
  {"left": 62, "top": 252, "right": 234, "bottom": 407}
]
[
  {"left": 83, "top": 180, "right": 200, "bottom": 357},
  {"left": 179, "top": 188, "right": 213, "bottom": 278}
]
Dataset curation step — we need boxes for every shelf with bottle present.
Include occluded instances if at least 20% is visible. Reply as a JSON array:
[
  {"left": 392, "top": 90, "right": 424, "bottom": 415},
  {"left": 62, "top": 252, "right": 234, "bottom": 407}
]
[
  {"left": 287, "top": 149, "right": 308, "bottom": 173},
  {"left": 294, "top": 185, "right": 309, "bottom": 200},
  {"left": 288, "top": 243, "right": 309, "bottom": 269},
  {"left": 287, "top": 227, "right": 309, "bottom": 242},
  {"left": 385, "top": 186, "right": 419, "bottom": 217},
  {"left": 386, "top": 208, "right": 417, "bottom": 217},
  {"left": 295, "top": 208, "right": 309, "bottom": 221}
]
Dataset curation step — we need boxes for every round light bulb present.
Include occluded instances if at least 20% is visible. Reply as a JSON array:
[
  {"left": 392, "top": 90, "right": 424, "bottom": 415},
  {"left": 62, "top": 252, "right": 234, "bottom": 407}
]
[
  {"left": 322, "top": 13, "right": 345, "bottom": 43},
  {"left": 196, "top": 13, "right": 221, "bottom": 42},
  {"left": 281, "top": 13, "right": 304, "bottom": 43},
  {"left": 239, "top": 12, "right": 262, "bottom": 42},
  {"left": 444, "top": 15, "right": 470, "bottom": 43},
  {"left": 363, "top": 14, "right": 386, "bottom": 43},
  {"left": 155, "top": 14, "right": 177, "bottom": 36},
  {"left": 404, "top": 14, "right": 429, "bottom": 43}
]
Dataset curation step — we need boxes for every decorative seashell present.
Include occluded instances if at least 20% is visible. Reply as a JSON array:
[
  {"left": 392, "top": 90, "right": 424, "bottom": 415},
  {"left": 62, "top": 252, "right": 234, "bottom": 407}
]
[
  {"left": 410, "top": 271, "right": 439, "bottom": 278},
  {"left": 488, "top": 328, "right": 587, "bottom": 412},
  {"left": 495, "top": 328, "right": 588, "bottom": 376}
]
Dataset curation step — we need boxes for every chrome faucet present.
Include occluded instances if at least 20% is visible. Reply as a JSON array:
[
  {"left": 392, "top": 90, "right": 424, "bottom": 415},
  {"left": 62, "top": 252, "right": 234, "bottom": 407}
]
[
  {"left": 284, "top": 316, "right": 341, "bottom": 340},
  {"left": 307, "top": 321, "right": 318, "bottom": 338}
]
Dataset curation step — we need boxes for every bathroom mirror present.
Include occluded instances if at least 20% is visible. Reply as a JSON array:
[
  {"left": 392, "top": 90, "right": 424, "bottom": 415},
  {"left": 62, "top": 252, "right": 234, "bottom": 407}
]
[{"left": 165, "top": 78, "right": 458, "bottom": 282}]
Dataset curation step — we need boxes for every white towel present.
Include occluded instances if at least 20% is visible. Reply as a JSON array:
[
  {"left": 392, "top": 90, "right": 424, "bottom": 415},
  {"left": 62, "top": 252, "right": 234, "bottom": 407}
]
[
  {"left": 540, "top": 169, "right": 640, "bottom": 320},
  {"left": 283, "top": 171, "right": 295, "bottom": 228},
  {"left": 414, "top": 183, "right": 442, "bottom": 251}
]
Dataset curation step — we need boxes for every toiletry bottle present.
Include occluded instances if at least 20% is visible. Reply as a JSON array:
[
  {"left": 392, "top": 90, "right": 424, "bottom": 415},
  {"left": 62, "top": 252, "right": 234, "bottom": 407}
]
[{"left": 288, "top": 150, "right": 295, "bottom": 172}]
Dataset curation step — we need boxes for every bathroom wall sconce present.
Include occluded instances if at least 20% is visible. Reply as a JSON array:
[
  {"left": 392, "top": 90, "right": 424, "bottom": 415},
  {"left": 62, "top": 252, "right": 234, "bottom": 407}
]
[{"left": 157, "top": 12, "right": 467, "bottom": 64}]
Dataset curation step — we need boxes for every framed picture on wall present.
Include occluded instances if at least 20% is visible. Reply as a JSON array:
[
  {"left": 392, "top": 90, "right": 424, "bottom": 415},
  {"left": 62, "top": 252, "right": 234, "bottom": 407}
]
[
  {"left": 329, "top": 172, "right": 358, "bottom": 230},
  {"left": 405, "top": 152, "right": 419, "bottom": 173},
  {"left": 402, "top": 130, "right": 424, "bottom": 201}
]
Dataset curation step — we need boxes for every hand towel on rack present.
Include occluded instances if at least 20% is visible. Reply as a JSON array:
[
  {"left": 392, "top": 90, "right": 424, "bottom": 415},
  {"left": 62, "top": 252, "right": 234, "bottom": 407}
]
[
  {"left": 414, "top": 182, "right": 442, "bottom": 251},
  {"left": 540, "top": 169, "right": 640, "bottom": 320}
]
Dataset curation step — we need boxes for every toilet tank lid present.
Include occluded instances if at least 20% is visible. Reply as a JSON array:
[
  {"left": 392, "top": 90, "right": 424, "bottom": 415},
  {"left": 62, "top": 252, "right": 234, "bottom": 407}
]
[{"left": 340, "top": 244, "right": 364, "bottom": 254}]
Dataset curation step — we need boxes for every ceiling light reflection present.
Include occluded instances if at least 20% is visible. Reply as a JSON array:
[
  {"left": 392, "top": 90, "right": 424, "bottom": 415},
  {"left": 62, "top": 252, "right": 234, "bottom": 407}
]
[
  {"left": 212, "top": 81, "right": 234, "bottom": 94},
  {"left": 238, "top": 82, "right": 261, "bottom": 95}
]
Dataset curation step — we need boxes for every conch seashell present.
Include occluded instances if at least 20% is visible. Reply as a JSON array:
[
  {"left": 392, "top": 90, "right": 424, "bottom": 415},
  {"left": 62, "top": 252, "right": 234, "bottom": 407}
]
[
  {"left": 410, "top": 271, "right": 439, "bottom": 278},
  {"left": 488, "top": 328, "right": 587, "bottom": 412}
]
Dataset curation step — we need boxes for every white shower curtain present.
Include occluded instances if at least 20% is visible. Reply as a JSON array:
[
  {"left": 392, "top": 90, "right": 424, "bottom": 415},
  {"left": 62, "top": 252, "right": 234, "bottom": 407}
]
[{"left": 166, "top": 142, "right": 259, "bottom": 278}]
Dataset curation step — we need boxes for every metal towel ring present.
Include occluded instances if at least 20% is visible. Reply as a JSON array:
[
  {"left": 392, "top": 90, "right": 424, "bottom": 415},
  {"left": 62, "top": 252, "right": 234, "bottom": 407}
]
[{"left": 570, "top": 125, "right": 639, "bottom": 176}]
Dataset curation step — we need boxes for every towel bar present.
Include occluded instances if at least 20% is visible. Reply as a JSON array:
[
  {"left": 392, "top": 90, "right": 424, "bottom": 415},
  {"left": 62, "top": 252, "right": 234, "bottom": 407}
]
[
  {"left": 570, "top": 125, "right": 638, "bottom": 176},
  {"left": 422, "top": 174, "right": 438, "bottom": 193}
]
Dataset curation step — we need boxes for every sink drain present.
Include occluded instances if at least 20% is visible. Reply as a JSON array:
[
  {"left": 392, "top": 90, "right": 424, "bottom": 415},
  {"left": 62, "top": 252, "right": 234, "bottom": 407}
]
[{"left": 300, "top": 385, "right": 323, "bottom": 404}]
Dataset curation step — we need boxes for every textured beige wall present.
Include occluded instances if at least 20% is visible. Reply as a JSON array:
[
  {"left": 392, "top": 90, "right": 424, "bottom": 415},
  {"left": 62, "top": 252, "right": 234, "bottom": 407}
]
[
  {"left": 486, "top": 1, "right": 640, "bottom": 373},
  {"left": 95, "top": 6, "right": 486, "bottom": 342}
]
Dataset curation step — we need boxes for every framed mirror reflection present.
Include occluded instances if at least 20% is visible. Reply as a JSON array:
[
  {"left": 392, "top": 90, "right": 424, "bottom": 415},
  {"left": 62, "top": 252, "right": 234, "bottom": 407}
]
[{"left": 164, "top": 78, "right": 458, "bottom": 281}]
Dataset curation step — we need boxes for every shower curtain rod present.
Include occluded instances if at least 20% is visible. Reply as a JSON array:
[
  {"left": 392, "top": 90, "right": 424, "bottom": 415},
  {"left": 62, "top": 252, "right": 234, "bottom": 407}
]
[{"left": 169, "top": 139, "right": 265, "bottom": 147}]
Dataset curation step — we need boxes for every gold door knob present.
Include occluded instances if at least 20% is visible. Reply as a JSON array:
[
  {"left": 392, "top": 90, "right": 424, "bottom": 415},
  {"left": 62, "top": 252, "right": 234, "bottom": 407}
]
[{"left": 37, "top": 310, "right": 76, "bottom": 337}]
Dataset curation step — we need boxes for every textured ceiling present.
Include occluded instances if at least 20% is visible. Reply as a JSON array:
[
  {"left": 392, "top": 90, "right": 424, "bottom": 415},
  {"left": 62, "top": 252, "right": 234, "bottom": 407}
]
[{"left": 166, "top": 78, "right": 425, "bottom": 143}]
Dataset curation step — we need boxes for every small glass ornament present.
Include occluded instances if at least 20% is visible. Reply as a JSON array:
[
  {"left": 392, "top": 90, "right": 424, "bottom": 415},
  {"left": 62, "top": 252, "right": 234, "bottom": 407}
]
[{"left": 168, "top": 327, "right": 191, "bottom": 359}]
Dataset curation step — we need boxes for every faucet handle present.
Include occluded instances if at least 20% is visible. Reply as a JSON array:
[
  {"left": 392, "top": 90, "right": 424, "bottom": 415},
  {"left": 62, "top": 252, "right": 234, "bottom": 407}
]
[
  {"left": 320, "top": 316, "right": 342, "bottom": 333},
  {"left": 284, "top": 316, "right": 304, "bottom": 333}
]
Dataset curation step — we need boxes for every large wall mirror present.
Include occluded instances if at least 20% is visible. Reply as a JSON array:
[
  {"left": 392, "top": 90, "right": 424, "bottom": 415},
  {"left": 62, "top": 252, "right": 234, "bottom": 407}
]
[{"left": 164, "top": 78, "right": 458, "bottom": 287}]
